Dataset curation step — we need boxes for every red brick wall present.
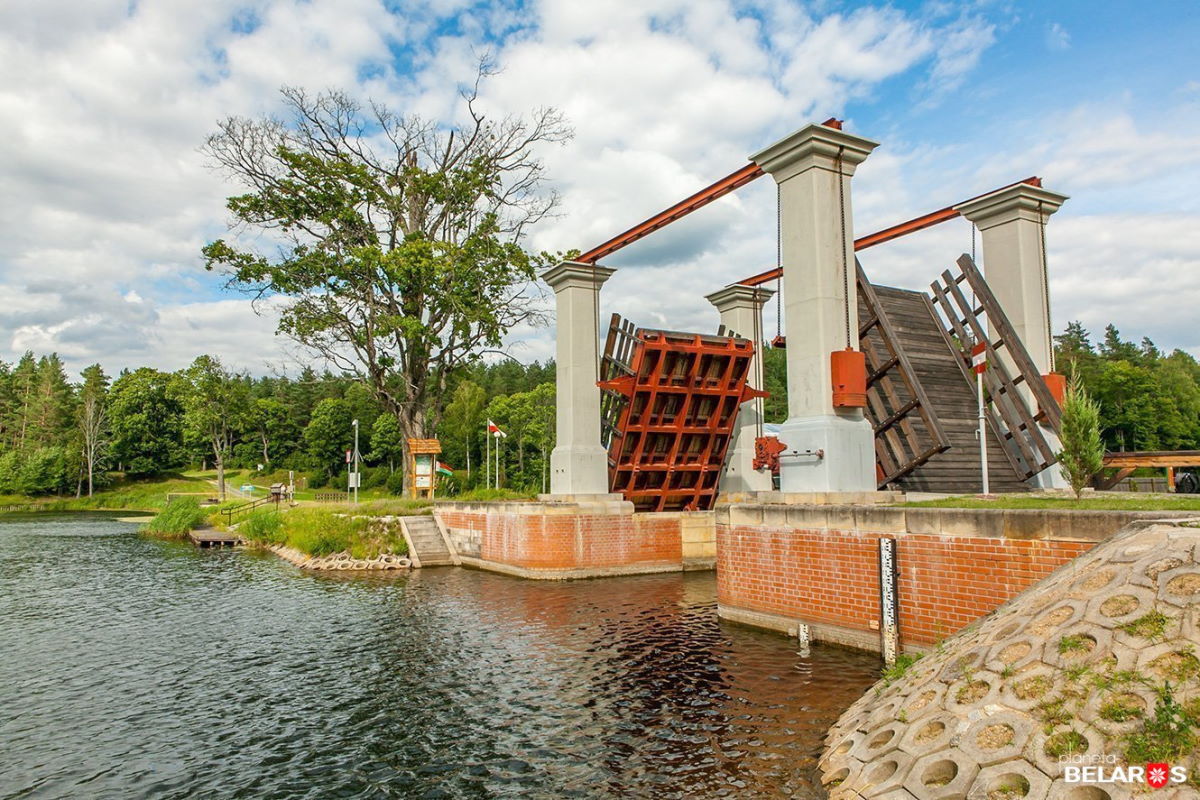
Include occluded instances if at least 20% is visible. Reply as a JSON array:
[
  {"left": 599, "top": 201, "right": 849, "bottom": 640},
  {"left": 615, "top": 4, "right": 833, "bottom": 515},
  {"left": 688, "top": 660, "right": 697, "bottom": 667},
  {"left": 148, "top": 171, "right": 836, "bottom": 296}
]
[
  {"left": 716, "top": 524, "right": 1095, "bottom": 647},
  {"left": 436, "top": 509, "right": 681, "bottom": 571}
]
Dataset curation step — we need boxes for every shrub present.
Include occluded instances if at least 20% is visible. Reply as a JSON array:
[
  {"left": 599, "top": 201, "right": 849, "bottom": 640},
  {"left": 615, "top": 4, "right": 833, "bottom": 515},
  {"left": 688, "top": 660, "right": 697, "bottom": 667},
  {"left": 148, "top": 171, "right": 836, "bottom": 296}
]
[
  {"left": 142, "top": 497, "right": 208, "bottom": 537},
  {"left": 280, "top": 508, "right": 366, "bottom": 556},
  {"left": 362, "top": 466, "right": 388, "bottom": 490},
  {"left": 240, "top": 508, "right": 285, "bottom": 544},
  {"left": 386, "top": 469, "right": 405, "bottom": 496},
  {"left": 1057, "top": 375, "right": 1105, "bottom": 499}
]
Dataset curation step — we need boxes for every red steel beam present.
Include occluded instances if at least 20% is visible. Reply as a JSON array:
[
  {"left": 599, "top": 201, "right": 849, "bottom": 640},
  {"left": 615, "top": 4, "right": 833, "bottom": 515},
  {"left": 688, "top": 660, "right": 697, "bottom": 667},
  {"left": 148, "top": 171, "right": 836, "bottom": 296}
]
[
  {"left": 579, "top": 162, "right": 764, "bottom": 264},
  {"left": 736, "top": 176, "right": 1043, "bottom": 287},
  {"left": 578, "top": 120, "right": 850, "bottom": 265}
]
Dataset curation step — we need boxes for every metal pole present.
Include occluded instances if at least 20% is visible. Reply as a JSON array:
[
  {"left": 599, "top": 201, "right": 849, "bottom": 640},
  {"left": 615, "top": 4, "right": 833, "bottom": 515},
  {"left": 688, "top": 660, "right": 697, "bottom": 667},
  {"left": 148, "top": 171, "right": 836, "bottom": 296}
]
[
  {"left": 352, "top": 419, "right": 359, "bottom": 505},
  {"left": 485, "top": 427, "right": 490, "bottom": 489},
  {"left": 978, "top": 370, "right": 989, "bottom": 494}
]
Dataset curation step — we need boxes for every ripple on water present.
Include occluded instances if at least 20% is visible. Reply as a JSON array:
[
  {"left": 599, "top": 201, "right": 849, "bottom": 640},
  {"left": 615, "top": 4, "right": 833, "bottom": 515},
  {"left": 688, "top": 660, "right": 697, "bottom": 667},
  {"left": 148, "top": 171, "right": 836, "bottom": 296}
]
[{"left": 0, "top": 515, "right": 879, "bottom": 799}]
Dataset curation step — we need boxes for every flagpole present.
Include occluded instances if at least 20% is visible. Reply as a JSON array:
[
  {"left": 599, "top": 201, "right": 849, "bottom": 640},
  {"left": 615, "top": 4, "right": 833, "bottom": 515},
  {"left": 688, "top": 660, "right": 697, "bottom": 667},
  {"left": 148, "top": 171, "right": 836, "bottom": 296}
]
[
  {"left": 975, "top": 353, "right": 990, "bottom": 495},
  {"left": 485, "top": 423, "right": 490, "bottom": 490},
  {"left": 978, "top": 368, "right": 989, "bottom": 495}
]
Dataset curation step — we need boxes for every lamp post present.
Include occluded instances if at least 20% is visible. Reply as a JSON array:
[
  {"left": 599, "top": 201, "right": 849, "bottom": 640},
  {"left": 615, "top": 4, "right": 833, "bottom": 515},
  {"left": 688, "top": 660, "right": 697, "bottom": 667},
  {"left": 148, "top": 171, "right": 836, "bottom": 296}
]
[{"left": 352, "top": 418, "right": 360, "bottom": 505}]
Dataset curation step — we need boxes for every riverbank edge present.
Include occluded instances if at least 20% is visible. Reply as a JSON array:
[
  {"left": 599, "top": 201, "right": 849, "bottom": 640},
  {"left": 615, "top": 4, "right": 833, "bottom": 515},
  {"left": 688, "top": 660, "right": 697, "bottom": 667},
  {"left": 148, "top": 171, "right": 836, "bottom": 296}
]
[{"left": 264, "top": 543, "right": 412, "bottom": 571}]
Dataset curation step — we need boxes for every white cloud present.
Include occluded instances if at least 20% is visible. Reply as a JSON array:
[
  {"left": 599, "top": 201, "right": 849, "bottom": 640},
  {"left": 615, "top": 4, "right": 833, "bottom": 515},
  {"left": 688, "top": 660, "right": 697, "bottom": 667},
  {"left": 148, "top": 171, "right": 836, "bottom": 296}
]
[
  {"left": 1046, "top": 22, "right": 1071, "bottom": 51},
  {"left": 6, "top": 0, "right": 1196, "bottom": 383}
]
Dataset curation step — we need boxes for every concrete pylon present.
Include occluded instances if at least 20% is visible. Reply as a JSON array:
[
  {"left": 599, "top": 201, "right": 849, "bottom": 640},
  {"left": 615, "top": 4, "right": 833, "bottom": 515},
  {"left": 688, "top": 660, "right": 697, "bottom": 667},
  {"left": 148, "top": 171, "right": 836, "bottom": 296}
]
[
  {"left": 706, "top": 284, "right": 775, "bottom": 494},
  {"left": 750, "top": 122, "right": 879, "bottom": 493},
  {"left": 956, "top": 183, "right": 1069, "bottom": 490},
  {"left": 542, "top": 260, "right": 616, "bottom": 497}
]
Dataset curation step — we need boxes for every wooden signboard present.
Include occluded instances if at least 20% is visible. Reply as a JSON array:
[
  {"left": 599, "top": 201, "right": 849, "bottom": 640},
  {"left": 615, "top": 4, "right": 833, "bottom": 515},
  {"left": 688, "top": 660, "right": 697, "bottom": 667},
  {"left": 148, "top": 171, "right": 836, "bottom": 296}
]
[{"left": 407, "top": 438, "right": 442, "bottom": 499}]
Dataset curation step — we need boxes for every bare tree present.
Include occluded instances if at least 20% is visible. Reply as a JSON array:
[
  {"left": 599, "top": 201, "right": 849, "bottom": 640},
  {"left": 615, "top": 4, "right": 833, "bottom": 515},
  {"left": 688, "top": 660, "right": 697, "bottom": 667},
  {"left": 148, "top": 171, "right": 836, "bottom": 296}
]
[{"left": 78, "top": 364, "right": 109, "bottom": 497}]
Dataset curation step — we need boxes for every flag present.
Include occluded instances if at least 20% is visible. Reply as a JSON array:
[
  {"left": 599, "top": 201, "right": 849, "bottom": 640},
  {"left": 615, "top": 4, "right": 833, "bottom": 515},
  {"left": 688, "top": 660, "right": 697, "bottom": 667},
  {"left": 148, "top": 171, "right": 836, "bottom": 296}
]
[
  {"left": 971, "top": 342, "right": 987, "bottom": 374},
  {"left": 436, "top": 461, "right": 454, "bottom": 477},
  {"left": 488, "top": 419, "right": 507, "bottom": 438}
]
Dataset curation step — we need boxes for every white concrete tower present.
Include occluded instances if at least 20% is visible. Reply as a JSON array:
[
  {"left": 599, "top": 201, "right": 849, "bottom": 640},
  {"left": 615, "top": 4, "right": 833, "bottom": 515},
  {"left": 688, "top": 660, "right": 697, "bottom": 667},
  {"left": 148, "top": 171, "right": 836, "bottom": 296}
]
[
  {"left": 956, "top": 183, "right": 1069, "bottom": 489},
  {"left": 542, "top": 260, "right": 616, "bottom": 496},
  {"left": 750, "top": 122, "right": 879, "bottom": 493},
  {"left": 706, "top": 284, "right": 776, "bottom": 494}
]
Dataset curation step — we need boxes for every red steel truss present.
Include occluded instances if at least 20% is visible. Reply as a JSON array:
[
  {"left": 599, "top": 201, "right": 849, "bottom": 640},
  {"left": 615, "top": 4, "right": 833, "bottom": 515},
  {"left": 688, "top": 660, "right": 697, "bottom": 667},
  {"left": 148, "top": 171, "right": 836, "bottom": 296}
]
[{"left": 599, "top": 317, "right": 765, "bottom": 512}]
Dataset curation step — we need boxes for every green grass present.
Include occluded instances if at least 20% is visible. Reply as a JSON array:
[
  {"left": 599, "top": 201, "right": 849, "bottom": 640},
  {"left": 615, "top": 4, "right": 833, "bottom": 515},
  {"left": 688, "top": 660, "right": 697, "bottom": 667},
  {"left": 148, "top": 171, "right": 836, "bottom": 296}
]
[
  {"left": 141, "top": 497, "right": 209, "bottom": 538},
  {"left": 239, "top": 507, "right": 408, "bottom": 559},
  {"left": 0, "top": 470, "right": 252, "bottom": 514},
  {"left": 901, "top": 494, "right": 1200, "bottom": 512},
  {"left": 450, "top": 487, "right": 537, "bottom": 502}
]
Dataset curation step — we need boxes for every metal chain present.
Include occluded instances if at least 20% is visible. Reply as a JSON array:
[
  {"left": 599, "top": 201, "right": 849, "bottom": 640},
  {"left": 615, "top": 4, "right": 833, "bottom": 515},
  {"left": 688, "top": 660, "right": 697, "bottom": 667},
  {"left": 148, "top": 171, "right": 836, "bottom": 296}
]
[
  {"left": 837, "top": 146, "right": 851, "bottom": 349},
  {"left": 1038, "top": 200, "right": 1055, "bottom": 371}
]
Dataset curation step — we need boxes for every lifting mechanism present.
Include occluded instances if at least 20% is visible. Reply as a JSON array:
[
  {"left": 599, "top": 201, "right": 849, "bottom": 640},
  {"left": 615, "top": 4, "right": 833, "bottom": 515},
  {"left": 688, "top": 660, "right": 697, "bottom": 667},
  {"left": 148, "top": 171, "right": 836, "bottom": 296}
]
[{"left": 580, "top": 121, "right": 1069, "bottom": 497}]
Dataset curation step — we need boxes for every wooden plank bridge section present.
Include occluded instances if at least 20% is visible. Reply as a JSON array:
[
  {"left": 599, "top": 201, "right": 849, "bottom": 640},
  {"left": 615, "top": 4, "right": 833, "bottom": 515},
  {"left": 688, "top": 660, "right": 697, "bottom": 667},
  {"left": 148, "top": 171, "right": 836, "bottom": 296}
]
[
  {"left": 600, "top": 314, "right": 763, "bottom": 511},
  {"left": 854, "top": 254, "right": 1063, "bottom": 493}
]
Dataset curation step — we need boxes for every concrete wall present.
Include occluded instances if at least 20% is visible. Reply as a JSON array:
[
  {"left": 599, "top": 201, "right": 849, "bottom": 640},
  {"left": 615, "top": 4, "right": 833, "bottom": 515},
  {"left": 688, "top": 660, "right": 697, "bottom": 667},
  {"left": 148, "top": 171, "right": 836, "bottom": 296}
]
[
  {"left": 715, "top": 503, "right": 1195, "bottom": 652},
  {"left": 434, "top": 502, "right": 715, "bottom": 579}
]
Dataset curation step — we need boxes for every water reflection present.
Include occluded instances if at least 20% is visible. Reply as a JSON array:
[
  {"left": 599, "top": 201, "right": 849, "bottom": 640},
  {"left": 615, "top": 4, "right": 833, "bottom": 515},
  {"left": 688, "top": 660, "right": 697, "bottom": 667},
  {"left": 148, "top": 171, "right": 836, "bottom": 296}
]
[{"left": 0, "top": 515, "right": 878, "bottom": 799}]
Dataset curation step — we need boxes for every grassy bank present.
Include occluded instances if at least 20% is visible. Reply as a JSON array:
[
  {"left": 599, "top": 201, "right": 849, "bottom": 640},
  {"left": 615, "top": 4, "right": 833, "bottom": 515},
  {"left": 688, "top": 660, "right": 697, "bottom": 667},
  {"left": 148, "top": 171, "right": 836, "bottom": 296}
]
[
  {"left": 0, "top": 470, "right": 252, "bottom": 514},
  {"left": 239, "top": 507, "right": 408, "bottom": 559},
  {"left": 902, "top": 493, "right": 1200, "bottom": 512}
]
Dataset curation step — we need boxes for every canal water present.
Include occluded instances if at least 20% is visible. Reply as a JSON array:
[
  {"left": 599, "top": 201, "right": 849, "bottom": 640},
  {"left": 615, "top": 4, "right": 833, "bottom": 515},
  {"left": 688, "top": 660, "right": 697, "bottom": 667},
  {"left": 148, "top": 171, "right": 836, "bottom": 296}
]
[{"left": 0, "top": 515, "right": 879, "bottom": 799}]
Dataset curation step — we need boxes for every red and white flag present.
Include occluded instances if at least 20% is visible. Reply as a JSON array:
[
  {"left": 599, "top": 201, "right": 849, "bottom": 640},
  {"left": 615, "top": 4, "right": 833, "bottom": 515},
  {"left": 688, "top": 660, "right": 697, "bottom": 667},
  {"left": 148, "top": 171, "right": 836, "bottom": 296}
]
[
  {"left": 487, "top": 419, "right": 507, "bottom": 438},
  {"left": 971, "top": 342, "right": 988, "bottom": 374}
]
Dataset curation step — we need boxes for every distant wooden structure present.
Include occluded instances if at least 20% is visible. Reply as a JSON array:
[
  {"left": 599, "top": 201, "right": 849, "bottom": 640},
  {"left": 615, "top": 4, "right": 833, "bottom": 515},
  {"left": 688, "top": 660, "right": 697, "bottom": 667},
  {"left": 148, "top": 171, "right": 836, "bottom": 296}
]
[
  {"left": 1097, "top": 451, "right": 1200, "bottom": 492},
  {"left": 407, "top": 438, "right": 442, "bottom": 500}
]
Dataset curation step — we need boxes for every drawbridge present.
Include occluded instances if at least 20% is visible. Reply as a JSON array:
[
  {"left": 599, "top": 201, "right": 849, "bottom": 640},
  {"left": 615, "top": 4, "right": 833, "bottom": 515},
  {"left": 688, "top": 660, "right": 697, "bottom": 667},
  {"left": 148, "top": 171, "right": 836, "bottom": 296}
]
[{"left": 599, "top": 254, "right": 1063, "bottom": 508}]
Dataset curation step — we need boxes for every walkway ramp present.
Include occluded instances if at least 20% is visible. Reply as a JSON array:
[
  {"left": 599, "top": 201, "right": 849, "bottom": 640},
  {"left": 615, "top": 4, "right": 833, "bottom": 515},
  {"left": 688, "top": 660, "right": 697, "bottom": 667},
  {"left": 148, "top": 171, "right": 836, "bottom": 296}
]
[
  {"left": 867, "top": 284, "right": 1028, "bottom": 494},
  {"left": 398, "top": 515, "right": 456, "bottom": 567}
]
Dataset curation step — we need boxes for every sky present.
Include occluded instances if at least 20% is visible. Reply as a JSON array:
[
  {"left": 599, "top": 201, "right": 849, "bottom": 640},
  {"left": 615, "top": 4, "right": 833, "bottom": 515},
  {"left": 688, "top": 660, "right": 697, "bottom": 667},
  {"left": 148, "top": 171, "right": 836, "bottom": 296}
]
[{"left": 2, "top": 0, "right": 1199, "bottom": 378}]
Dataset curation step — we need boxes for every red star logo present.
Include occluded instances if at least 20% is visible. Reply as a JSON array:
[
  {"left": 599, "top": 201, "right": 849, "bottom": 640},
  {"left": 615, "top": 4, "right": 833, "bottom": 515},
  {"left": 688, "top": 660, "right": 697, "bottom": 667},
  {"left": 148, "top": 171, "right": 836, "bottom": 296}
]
[{"left": 1146, "top": 763, "right": 1170, "bottom": 789}]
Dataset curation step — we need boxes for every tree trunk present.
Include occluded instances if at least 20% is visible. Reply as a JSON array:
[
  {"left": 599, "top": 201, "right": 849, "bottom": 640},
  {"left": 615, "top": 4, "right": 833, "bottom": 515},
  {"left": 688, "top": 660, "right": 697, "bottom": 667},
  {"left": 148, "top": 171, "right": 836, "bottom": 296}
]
[
  {"left": 214, "top": 442, "right": 226, "bottom": 502},
  {"left": 87, "top": 459, "right": 93, "bottom": 497}
]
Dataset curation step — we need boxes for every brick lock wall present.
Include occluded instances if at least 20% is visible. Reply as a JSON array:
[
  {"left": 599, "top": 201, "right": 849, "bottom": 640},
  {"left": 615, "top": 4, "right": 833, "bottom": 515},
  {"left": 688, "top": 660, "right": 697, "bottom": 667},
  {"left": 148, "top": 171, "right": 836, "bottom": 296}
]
[
  {"left": 435, "top": 508, "right": 682, "bottom": 571},
  {"left": 716, "top": 523, "right": 1095, "bottom": 647}
]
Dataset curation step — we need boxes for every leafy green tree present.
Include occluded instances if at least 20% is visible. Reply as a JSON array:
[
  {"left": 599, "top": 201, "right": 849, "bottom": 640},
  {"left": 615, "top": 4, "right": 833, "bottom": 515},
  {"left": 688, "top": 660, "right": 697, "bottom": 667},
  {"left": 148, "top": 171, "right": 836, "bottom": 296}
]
[
  {"left": 248, "top": 397, "right": 299, "bottom": 468},
  {"left": 78, "top": 364, "right": 110, "bottom": 496},
  {"left": 109, "top": 368, "right": 183, "bottom": 475},
  {"left": 441, "top": 380, "right": 486, "bottom": 483},
  {"left": 202, "top": 82, "right": 566, "bottom": 488},
  {"left": 178, "top": 355, "right": 251, "bottom": 501},
  {"left": 1057, "top": 376, "right": 1105, "bottom": 498},
  {"left": 368, "top": 413, "right": 405, "bottom": 472},
  {"left": 304, "top": 398, "right": 353, "bottom": 483}
]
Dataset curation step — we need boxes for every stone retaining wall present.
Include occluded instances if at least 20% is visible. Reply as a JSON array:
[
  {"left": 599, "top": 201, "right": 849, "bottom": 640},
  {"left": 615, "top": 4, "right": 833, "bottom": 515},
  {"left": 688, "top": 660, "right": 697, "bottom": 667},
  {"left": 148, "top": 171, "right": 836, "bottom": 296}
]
[{"left": 716, "top": 503, "right": 1198, "bottom": 652}]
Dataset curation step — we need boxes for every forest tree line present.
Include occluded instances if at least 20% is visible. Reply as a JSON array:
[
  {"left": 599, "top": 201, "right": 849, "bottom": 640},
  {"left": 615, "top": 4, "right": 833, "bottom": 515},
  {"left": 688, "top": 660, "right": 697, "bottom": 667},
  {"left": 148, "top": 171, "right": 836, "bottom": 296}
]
[
  {"left": 2, "top": 321, "right": 1198, "bottom": 498},
  {"left": 0, "top": 352, "right": 555, "bottom": 497}
]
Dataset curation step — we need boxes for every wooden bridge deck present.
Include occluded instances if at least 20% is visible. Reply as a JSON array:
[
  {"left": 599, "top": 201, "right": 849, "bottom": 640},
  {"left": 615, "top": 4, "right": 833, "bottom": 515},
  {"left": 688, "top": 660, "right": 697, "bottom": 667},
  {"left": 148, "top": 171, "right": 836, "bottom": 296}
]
[{"left": 868, "top": 284, "right": 1029, "bottom": 494}]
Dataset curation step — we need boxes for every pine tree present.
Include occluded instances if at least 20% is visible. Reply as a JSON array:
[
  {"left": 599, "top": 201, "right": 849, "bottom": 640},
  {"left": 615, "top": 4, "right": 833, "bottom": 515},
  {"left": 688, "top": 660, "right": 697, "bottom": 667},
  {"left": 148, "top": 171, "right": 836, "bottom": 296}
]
[{"left": 1057, "top": 375, "right": 1105, "bottom": 499}]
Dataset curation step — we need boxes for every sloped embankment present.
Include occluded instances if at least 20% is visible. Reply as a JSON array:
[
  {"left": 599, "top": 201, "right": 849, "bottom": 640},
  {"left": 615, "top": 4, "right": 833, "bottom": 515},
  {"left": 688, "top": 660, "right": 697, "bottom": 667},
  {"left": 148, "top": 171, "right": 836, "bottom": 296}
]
[{"left": 820, "top": 520, "right": 1200, "bottom": 799}]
